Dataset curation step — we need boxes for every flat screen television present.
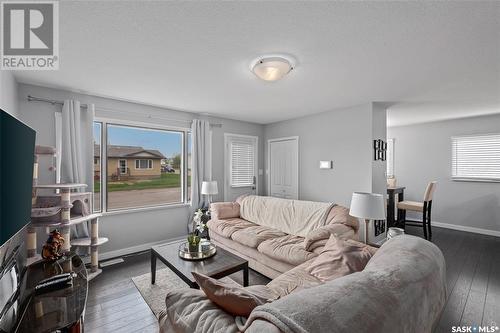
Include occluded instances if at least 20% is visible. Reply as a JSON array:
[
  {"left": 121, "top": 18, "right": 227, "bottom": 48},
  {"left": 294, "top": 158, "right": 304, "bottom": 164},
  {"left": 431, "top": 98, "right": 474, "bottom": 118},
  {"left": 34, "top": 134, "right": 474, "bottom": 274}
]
[{"left": 0, "top": 109, "right": 36, "bottom": 245}]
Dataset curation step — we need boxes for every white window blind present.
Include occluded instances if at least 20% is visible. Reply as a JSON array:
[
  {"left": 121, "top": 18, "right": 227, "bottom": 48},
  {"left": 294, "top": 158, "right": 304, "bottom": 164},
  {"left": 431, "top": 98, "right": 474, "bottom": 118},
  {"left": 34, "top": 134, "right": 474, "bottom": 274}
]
[
  {"left": 452, "top": 133, "right": 500, "bottom": 181},
  {"left": 387, "top": 138, "right": 395, "bottom": 178},
  {"left": 230, "top": 139, "right": 255, "bottom": 187}
]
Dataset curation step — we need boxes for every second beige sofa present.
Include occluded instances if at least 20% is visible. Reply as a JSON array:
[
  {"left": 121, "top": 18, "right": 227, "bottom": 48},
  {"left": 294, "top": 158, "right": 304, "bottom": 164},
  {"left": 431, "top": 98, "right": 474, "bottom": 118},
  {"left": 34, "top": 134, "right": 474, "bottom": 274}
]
[{"left": 207, "top": 195, "right": 359, "bottom": 278}]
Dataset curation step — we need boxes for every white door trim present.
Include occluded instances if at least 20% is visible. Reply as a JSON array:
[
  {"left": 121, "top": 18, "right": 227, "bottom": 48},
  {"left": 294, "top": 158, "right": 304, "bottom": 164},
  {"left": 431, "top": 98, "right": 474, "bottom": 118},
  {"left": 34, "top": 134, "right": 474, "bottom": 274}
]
[
  {"left": 267, "top": 136, "right": 299, "bottom": 198},
  {"left": 224, "top": 133, "right": 259, "bottom": 201}
]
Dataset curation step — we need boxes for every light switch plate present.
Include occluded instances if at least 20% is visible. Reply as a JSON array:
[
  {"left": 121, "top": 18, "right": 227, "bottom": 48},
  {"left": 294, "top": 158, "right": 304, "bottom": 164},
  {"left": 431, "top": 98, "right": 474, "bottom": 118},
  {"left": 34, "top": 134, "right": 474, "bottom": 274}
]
[{"left": 319, "top": 161, "right": 333, "bottom": 169}]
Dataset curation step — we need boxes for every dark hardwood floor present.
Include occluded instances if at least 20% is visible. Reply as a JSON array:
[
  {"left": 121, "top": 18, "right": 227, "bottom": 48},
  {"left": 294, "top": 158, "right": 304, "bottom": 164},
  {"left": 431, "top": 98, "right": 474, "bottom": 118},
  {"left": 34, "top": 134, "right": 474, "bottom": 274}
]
[
  {"left": 85, "top": 251, "right": 269, "bottom": 332},
  {"left": 86, "top": 227, "right": 500, "bottom": 333}
]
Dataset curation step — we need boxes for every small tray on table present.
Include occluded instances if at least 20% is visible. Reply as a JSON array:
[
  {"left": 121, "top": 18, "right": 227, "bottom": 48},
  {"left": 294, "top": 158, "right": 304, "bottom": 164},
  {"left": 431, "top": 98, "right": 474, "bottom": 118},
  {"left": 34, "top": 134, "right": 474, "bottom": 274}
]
[{"left": 178, "top": 241, "right": 216, "bottom": 261}]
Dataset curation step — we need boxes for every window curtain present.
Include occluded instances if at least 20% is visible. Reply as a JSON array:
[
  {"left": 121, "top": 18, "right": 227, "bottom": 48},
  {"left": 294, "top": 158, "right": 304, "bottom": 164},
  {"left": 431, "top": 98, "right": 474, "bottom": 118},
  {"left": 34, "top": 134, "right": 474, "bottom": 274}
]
[
  {"left": 190, "top": 119, "right": 211, "bottom": 213},
  {"left": 55, "top": 100, "right": 95, "bottom": 239}
]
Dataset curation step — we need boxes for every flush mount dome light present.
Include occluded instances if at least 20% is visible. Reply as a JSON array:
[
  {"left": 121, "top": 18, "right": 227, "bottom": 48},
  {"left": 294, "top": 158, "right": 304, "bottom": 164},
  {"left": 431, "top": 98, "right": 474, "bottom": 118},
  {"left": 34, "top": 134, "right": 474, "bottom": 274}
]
[{"left": 250, "top": 55, "right": 295, "bottom": 81}]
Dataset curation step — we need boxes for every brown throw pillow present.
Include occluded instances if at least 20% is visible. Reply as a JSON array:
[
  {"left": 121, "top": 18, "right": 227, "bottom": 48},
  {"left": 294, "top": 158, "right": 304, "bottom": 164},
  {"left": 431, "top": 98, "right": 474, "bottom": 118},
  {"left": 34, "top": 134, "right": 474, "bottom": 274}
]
[
  {"left": 192, "top": 272, "right": 276, "bottom": 317},
  {"left": 305, "top": 234, "right": 377, "bottom": 282}
]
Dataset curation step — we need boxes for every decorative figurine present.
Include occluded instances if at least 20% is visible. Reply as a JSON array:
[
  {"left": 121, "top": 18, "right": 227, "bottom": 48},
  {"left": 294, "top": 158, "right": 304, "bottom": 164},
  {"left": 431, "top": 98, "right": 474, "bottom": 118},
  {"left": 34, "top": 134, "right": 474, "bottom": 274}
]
[{"left": 42, "top": 230, "right": 66, "bottom": 260}]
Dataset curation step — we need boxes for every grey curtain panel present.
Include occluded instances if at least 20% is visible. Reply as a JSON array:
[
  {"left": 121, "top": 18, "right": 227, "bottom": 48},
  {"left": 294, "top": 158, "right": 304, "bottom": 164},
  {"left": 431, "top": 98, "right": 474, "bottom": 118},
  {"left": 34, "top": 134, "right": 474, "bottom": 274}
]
[
  {"left": 190, "top": 119, "right": 211, "bottom": 213},
  {"left": 58, "top": 100, "right": 95, "bottom": 239}
]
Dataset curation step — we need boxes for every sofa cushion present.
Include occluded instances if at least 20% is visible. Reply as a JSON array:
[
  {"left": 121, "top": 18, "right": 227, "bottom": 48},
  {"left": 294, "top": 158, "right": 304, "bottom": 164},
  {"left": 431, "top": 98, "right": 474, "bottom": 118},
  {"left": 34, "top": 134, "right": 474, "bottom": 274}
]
[
  {"left": 266, "top": 258, "right": 322, "bottom": 298},
  {"left": 192, "top": 272, "right": 277, "bottom": 317},
  {"left": 210, "top": 202, "right": 240, "bottom": 220},
  {"left": 210, "top": 232, "right": 295, "bottom": 278},
  {"left": 257, "top": 234, "right": 317, "bottom": 266},
  {"left": 160, "top": 288, "right": 239, "bottom": 333},
  {"left": 231, "top": 225, "right": 287, "bottom": 249},
  {"left": 305, "top": 235, "right": 378, "bottom": 282},
  {"left": 207, "top": 218, "right": 256, "bottom": 238}
]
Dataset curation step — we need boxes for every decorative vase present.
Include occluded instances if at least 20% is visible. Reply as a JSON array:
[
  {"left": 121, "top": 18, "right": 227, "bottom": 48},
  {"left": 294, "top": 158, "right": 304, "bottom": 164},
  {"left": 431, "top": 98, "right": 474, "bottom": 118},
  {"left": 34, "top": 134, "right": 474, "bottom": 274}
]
[{"left": 187, "top": 234, "right": 200, "bottom": 253}]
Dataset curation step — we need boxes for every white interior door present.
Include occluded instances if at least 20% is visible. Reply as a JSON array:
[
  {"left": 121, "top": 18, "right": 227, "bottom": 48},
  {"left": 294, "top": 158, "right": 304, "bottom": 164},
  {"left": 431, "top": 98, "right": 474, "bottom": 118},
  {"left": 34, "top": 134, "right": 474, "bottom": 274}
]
[
  {"left": 224, "top": 134, "right": 258, "bottom": 201},
  {"left": 268, "top": 137, "right": 298, "bottom": 199}
]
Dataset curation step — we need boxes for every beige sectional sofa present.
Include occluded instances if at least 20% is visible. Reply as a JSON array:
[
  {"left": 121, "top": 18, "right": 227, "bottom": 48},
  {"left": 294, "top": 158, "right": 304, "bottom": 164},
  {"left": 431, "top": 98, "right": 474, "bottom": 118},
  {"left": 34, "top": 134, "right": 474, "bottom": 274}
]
[
  {"left": 206, "top": 195, "right": 359, "bottom": 278},
  {"left": 159, "top": 235, "right": 447, "bottom": 333}
]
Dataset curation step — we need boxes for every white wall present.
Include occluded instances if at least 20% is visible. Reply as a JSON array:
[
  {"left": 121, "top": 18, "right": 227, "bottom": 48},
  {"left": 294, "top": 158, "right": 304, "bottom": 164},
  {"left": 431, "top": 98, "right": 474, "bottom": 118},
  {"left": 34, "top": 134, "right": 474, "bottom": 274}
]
[
  {"left": 17, "top": 83, "right": 264, "bottom": 255},
  {"left": 264, "top": 103, "right": 385, "bottom": 206},
  {"left": 372, "top": 103, "right": 388, "bottom": 196},
  {"left": 388, "top": 114, "right": 500, "bottom": 234},
  {"left": 0, "top": 71, "right": 18, "bottom": 117}
]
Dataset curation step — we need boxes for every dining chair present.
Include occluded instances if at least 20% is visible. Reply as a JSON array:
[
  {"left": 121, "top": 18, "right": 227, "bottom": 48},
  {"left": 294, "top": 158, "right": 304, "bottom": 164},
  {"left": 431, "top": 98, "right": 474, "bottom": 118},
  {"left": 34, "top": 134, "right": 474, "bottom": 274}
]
[{"left": 396, "top": 181, "right": 437, "bottom": 240}]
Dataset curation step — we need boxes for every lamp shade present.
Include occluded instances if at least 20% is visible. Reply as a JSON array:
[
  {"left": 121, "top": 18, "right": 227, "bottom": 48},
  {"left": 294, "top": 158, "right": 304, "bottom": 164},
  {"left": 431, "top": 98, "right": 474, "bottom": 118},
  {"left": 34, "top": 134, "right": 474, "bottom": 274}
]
[
  {"left": 251, "top": 56, "right": 294, "bottom": 81},
  {"left": 349, "top": 192, "right": 386, "bottom": 220},
  {"left": 201, "top": 181, "right": 218, "bottom": 195}
]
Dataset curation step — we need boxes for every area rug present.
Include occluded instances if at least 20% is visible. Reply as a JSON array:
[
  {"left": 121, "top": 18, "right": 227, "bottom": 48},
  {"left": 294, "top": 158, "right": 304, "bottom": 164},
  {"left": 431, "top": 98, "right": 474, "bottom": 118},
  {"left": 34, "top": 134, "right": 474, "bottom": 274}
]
[
  {"left": 132, "top": 268, "right": 189, "bottom": 317},
  {"left": 132, "top": 268, "right": 236, "bottom": 317}
]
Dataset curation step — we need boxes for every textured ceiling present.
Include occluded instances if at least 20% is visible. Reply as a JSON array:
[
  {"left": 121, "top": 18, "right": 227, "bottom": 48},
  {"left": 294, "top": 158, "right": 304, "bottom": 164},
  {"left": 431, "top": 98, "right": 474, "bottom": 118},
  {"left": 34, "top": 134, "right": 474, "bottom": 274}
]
[{"left": 14, "top": 1, "right": 500, "bottom": 124}]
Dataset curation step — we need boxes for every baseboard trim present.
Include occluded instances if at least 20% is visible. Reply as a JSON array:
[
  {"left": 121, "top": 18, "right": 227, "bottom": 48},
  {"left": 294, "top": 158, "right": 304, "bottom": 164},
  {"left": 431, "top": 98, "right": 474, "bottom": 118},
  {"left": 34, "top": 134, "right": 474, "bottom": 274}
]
[
  {"left": 429, "top": 221, "right": 500, "bottom": 238},
  {"left": 99, "top": 236, "right": 186, "bottom": 261}
]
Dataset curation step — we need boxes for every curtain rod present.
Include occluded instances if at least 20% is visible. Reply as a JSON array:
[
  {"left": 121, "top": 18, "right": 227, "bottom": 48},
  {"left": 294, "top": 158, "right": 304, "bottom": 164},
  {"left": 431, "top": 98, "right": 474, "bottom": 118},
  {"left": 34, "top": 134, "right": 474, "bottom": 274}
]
[
  {"left": 28, "top": 95, "right": 88, "bottom": 108},
  {"left": 26, "top": 95, "right": 222, "bottom": 127}
]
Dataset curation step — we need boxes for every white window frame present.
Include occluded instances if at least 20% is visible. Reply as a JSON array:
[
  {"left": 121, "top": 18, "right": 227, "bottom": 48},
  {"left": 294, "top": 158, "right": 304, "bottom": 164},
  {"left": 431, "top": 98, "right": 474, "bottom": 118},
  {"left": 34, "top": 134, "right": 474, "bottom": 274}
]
[
  {"left": 135, "top": 159, "right": 153, "bottom": 170},
  {"left": 118, "top": 159, "right": 127, "bottom": 174},
  {"left": 94, "top": 118, "right": 192, "bottom": 213},
  {"left": 451, "top": 133, "right": 500, "bottom": 183},
  {"left": 93, "top": 122, "right": 103, "bottom": 213}
]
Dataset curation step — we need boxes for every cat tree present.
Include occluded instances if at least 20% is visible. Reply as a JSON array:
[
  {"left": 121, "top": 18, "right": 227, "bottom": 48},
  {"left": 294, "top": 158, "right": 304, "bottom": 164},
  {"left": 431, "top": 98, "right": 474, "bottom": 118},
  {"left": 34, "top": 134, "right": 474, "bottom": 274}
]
[{"left": 28, "top": 145, "right": 108, "bottom": 279}]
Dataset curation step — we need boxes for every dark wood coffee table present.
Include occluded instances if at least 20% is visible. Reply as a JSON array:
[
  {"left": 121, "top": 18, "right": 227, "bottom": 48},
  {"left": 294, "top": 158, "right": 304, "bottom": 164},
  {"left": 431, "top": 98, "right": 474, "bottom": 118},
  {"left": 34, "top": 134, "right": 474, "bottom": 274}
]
[{"left": 151, "top": 240, "right": 249, "bottom": 288}]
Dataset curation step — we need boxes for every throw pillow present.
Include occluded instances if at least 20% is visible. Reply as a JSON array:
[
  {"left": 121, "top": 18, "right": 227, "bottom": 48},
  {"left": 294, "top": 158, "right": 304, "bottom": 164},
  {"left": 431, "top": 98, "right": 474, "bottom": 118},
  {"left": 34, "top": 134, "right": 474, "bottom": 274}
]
[
  {"left": 192, "top": 272, "right": 276, "bottom": 317},
  {"left": 305, "top": 234, "right": 378, "bottom": 282},
  {"left": 210, "top": 202, "right": 240, "bottom": 220}
]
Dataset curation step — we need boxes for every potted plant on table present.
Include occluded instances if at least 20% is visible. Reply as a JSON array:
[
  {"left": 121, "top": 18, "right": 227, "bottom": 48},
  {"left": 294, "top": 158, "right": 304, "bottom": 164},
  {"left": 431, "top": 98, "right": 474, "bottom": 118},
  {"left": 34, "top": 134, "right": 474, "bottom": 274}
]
[{"left": 187, "top": 209, "right": 207, "bottom": 252}]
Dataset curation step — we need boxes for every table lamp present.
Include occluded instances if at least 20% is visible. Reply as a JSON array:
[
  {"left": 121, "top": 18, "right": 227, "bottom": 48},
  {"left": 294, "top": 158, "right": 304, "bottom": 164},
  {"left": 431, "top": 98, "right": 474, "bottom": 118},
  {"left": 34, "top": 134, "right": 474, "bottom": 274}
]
[
  {"left": 201, "top": 181, "right": 218, "bottom": 207},
  {"left": 349, "top": 192, "right": 386, "bottom": 244}
]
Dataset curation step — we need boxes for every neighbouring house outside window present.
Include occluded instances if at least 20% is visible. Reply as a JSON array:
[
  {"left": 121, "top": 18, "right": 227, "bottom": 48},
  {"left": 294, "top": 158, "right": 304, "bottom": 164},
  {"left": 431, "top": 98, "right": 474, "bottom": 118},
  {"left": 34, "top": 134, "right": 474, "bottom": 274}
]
[{"left": 93, "top": 122, "right": 192, "bottom": 211}]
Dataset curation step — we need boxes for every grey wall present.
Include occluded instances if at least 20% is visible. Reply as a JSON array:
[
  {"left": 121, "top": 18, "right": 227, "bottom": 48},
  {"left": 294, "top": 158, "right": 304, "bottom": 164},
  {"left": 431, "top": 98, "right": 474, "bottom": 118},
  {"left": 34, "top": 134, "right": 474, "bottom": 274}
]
[
  {"left": 17, "top": 83, "right": 264, "bottom": 255},
  {"left": 264, "top": 103, "right": 376, "bottom": 207},
  {"left": 388, "top": 114, "right": 500, "bottom": 233},
  {"left": 0, "top": 71, "right": 18, "bottom": 117}
]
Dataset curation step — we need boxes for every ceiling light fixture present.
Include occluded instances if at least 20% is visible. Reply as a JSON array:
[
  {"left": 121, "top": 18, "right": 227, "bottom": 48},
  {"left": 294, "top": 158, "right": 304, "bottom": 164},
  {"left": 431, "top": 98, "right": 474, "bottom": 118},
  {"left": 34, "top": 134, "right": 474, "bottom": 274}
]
[{"left": 250, "top": 55, "right": 295, "bottom": 82}]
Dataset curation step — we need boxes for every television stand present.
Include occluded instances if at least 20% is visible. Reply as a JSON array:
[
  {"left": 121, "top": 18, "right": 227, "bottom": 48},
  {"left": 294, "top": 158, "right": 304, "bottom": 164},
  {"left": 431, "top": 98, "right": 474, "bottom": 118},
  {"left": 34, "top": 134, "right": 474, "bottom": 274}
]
[{"left": 16, "top": 253, "right": 87, "bottom": 333}]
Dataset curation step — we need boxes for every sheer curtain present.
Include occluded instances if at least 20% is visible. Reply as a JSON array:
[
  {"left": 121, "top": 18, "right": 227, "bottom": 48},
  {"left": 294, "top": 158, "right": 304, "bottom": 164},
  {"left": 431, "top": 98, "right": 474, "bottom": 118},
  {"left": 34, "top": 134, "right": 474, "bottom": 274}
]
[
  {"left": 190, "top": 119, "right": 211, "bottom": 212},
  {"left": 55, "top": 100, "right": 95, "bottom": 239}
]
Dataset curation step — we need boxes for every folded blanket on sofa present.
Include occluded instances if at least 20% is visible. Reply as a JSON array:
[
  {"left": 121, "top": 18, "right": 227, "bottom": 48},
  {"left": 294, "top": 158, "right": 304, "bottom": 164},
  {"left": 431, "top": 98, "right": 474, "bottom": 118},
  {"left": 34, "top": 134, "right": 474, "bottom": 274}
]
[{"left": 239, "top": 195, "right": 334, "bottom": 238}]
